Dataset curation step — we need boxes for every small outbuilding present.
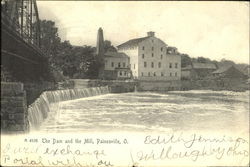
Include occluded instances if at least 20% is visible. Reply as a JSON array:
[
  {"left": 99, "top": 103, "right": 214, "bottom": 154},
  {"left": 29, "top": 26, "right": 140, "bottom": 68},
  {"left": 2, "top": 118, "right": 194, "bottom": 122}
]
[
  {"left": 181, "top": 62, "right": 217, "bottom": 80},
  {"left": 212, "top": 65, "right": 247, "bottom": 79}
]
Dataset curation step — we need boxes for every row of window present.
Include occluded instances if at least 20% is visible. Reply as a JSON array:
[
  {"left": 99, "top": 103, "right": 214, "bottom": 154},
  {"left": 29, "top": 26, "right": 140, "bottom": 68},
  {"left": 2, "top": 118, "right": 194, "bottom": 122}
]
[
  {"left": 143, "top": 62, "right": 178, "bottom": 68},
  {"left": 142, "top": 46, "right": 164, "bottom": 52},
  {"left": 109, "top": 62, "right": 127, "bottom": 68},
  {"left": 118, "top": 71, "right": 129, "bottom": 76},
  {"left": 108, "top": 61, "right": 178, "bottom": 69},
  {"left": 142, "top": 53, "right": 164, "bottom": 59},
  {"left": 141, "top": 72, "right": 178, "bottom": 77}
]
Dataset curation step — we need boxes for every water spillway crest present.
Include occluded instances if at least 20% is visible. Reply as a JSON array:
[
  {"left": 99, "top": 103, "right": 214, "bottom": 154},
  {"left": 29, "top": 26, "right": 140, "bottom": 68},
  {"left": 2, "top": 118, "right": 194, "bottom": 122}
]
[{"left": 27, "top": 86, "right": 110, "bottom": 130}]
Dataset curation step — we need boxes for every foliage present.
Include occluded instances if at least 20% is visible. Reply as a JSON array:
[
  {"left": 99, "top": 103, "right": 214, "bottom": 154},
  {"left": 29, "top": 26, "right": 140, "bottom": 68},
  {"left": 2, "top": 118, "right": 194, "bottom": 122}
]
[
  {"left": 39, "top": 20, "right": 99, "bottom": 79},
  {"left": 181, "top": 54, "right": 192, "bottom": 67},
  {"left": 103, "top": 40, "right": 117, "bottom": 52},
  {"left": 40, "top": 20, "right": 61, "bottom": 60},
  {"left": 196, "top": 57, "right": 211, "bottom": 63}
]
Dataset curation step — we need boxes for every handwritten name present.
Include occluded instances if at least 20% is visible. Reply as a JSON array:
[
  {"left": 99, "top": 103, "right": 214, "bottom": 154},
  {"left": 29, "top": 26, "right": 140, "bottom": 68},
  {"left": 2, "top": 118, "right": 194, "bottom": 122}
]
[
  {"left": 144, "top": 133, "right": 248, "bottom": 148},
  {"left": 137, "top": 138, "right": 249, "bottom": 162}
]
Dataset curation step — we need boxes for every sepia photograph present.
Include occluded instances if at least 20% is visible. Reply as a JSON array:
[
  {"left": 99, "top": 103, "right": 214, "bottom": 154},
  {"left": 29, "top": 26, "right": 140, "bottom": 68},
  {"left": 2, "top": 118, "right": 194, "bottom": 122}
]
[{"left": 1, "top": 0, "right": 249, "bottom": 166}]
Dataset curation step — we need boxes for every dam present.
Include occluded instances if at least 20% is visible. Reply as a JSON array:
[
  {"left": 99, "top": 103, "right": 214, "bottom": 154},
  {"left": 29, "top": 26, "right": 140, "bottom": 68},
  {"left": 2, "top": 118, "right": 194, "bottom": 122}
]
[{"left": 28, "top": 86, "right": 110, "bottom": 129}]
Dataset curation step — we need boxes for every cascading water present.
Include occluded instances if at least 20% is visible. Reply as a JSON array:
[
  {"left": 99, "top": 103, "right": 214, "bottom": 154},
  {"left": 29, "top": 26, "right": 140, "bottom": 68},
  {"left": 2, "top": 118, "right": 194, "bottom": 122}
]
[{"left": 28, "top": 86, "right": 110, "bottom": 130}]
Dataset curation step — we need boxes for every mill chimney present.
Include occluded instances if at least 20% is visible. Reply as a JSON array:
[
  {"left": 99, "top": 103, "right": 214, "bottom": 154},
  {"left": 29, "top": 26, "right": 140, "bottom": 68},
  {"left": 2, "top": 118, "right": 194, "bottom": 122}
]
[
  {"left": 96, "top": 27, "right": 104, "bottom": 56},
  {"left": 147, "top": 31, "right": 155, "bottom": 37}
]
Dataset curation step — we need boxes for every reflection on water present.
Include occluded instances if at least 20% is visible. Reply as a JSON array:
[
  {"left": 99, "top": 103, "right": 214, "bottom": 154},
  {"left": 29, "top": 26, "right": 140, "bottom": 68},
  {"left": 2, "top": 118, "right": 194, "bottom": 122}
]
[{"left": 39, "top": 90, "right": 249, "bottom": 134}]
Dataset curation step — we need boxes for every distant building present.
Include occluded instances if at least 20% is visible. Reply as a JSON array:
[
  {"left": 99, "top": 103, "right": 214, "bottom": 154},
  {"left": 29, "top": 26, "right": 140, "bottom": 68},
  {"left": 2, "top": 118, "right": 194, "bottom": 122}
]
[
  {"left": 103, "top": 52, "right": 131, "bottom": 80},
  {"left": 212, "top": 65, "right": 247, "bottom": 79},
  {"left": 96, "top": 28, "right": 131, "bottom": 80},
  {"left": 117, "top": 31, "right": 181, "bottom": 81},
  {"left": 181, "top": 62, "right": 217, "bottom": 80}
]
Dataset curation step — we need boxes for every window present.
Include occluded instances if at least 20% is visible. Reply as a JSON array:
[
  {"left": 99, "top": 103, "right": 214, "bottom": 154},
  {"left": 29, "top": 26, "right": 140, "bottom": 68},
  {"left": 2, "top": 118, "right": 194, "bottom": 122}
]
[
  {"left": 124, "top": 72, "right": 127, "bottom": 76},
  {"left": 161, "top": 72, "right": 164, "bottom": 76},
  {"left": 161, "top": 47, "right": 163, "bottom": 51},
  {"left": 175, "top": 63, "right": 178, "bottom": 68},
  {"left": 141, "top": 72, "right": 143, "bottom": 76},
  {"left": 152, "top": 53, "right": 154, "bottom": 57},
  {"left": 151, "top": 62, "right": 154, "bottom": 68},
  {"left": 123, "top": 62, "right": 126, "bottom": 67},
  {"left": 144, "top": 62, "right": 147, "bottom": 67},
  {"left": 152, "top": 47, "right": 154, "bottom": 51},
  {"left": 118, "top": 62, "right": 121, "bottom": 68},
  {"left": 170, "top": 73, "right": 172, "bottom": 77},
  {"left": 148, "top": 72, "right": 150, "bottom": 76},
  {"left": 142, "top": 46, "right": 145, "bottom": 50},
  {"left": 104, "top": 60, "right": 107, "bottom": 67},
  {"left": 111, "top": 62, "right": 114, "bottom": 67},
  {"left": 158, "top": 62, "right": 161, "bottom": 68},
  {"left": 153, "top": 72, "right": 156, "bottom": 76},
  {"left": 134, "top": 64, "right": 135, "bottom": 69},
  {"left": 119, "top": 71, "right": 122, "bottom": 76},
  {"left": 175, "top": 72, "right": 177, "bottom": 76},
  {"left": 142, "top": 54, "right": 144, "bottom": 59},
  {"left": 169, "top": 63, "right": 172, "bottom": 68},
  {"left": 161, "top": 54, "right": 163, "bottom": 59}
]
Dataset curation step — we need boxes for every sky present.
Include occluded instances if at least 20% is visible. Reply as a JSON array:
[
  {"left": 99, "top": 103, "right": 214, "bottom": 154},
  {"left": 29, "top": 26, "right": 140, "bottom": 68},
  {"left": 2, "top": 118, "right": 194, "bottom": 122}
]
[{"left": 37, "top": 1, "right": 249, "bottom": 64}]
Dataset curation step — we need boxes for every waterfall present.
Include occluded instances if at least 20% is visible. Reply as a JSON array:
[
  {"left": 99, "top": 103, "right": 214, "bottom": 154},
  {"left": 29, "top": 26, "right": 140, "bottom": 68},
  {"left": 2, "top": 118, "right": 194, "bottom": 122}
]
[{"left": 28, "top": 86, "right": 110, "bottom": 130}]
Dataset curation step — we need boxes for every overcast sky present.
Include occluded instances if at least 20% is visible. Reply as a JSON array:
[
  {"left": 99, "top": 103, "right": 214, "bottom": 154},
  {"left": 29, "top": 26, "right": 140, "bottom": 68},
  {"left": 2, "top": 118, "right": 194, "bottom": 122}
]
[{"left": 37, "top": 1, "right": 249, "bottom": 64}]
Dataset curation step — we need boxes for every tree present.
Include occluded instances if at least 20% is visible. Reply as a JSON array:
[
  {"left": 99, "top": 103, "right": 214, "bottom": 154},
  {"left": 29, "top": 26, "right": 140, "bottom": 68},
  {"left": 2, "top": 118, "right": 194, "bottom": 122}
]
[
  {"left": 72, "top": 45, "right": 97, "bottom": 78},
  {"left": 39, "top": 19, "right": 101, "bottom": 79},
  {"left": 196, "top": 57, "right": 211, "bottom": 63},
  {"left": 40, "top": 20, "right": 61, "bottom": 62},
  {"left": 181, "top": 54, "right": 192, "bottom": 67},
  {"left": 103, "top": 40, "right": 117, "bottom": 52}
]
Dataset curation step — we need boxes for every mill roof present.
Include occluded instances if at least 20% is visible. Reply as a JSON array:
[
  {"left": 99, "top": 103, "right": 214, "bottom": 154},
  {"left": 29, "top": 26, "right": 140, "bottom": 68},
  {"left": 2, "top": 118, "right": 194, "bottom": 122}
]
[
  {"left": 117, "top": 37, "right": 150, "bottom": 48},
  {"left": 104, "top": 51, "right": 129, "bottom": 58},
  {"left": 212, "top": 65, "right": 233, "bottom": 74}
]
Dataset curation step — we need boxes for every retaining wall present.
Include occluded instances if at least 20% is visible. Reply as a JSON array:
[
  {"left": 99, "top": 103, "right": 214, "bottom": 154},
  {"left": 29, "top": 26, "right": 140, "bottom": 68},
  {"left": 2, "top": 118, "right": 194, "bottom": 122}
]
[
  {"left": 181, "top": 78, "right": 249, "bottom": 91},
  {"left": 1, "top": 82, "right": 29, "bottom": 133},
  {"left": 70, "top": 79, "right": 137, "bottom": 93},
  {"left": 137, "top": 80, "right": 181, "bottom": 91}
]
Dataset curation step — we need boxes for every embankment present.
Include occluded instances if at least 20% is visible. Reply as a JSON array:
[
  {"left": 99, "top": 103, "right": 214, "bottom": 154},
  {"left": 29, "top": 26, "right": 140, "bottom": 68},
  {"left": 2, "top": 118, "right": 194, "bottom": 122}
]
[
  {"left": 69, "top": 79, "right": 182, "bottom": 92},
  {"left": 70, "top": 79, "right": 137, "bottom": 93},
  {"left": 181, "top": 79, "right": 249, "bottom": 91}
]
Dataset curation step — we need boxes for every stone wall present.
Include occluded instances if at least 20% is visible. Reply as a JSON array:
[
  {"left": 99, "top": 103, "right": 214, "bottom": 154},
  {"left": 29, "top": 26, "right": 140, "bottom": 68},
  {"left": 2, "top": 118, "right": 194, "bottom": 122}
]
[
  {"left": 1, "top": 82, "right": 29, "bottom": 133},
  {"left": 138, "top": 80, "right": 181, "bottom": 91},
  {"left": 181, "top": 78, "right": 249, "bottom": 91},
  {"left": 70, "top": 79, "right": 137, "bottom": 93},
  {"left": 70, "top": 79, "right": 184, "bottom": 92}
]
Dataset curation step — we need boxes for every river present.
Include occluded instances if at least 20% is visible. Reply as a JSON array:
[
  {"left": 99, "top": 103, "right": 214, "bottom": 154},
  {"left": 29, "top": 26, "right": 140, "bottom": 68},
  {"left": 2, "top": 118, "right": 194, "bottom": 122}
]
[{"left": 38, "top": 90, "right": 249, "bottom": 135}]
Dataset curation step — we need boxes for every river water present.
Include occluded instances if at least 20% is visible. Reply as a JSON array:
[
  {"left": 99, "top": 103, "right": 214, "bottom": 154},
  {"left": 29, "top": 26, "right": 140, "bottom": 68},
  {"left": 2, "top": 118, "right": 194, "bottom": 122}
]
[{"left": 39, "top": 90, "right": 249, "bottom": 135}]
